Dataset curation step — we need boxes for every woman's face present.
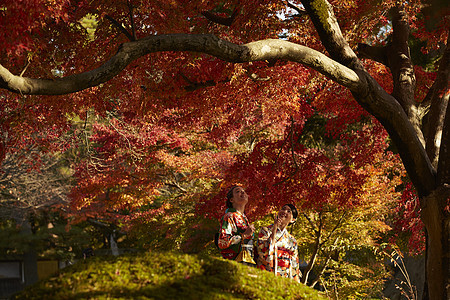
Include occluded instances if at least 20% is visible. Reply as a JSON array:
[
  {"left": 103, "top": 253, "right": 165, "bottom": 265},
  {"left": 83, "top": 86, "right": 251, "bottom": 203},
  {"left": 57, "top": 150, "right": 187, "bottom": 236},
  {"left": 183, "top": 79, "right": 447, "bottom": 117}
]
[
  {"left": 277, "top": 205, "right": 295, "bottom": 227},
  {"left": 230, "top": 186, "right": 248, "bottom": 208}
]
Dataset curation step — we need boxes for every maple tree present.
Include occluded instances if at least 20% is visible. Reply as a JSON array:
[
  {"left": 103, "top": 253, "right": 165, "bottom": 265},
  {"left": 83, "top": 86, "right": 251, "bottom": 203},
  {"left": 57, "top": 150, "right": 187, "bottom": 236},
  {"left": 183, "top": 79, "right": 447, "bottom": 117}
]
[
  {"left": 197, "top": 112, "right": 406, "bottom": 295},
  {"left": 0, "top": 0, "right": 448, "bottom": 298}
]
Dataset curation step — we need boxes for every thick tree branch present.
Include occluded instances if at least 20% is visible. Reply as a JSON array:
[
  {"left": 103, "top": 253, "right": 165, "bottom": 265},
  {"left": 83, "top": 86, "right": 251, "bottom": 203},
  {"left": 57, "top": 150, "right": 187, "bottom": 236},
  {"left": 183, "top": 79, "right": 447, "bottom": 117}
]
[
  {"left": 300, "top": 0, "right": 364, "bottom": 70},
  {"left": 437, "top": 100, "right": 450, "bottom": 185},
  {"left": 423, "top": 34, "right": 450, "bottom": 169},
  {"left": 353, "top": 73, "right": 436, "bottom": 197},
  {"left": 388, "top": 6, "right": 421, "bottom": 142},
  {"left": 0, "top": 34, "right": 362, "bottom": 95},
  {"left": 357, "top": 43, "right": 388, "bottom": 66},
  {"left": 300, "top": 0, "right": 435, "bottom": 196}
]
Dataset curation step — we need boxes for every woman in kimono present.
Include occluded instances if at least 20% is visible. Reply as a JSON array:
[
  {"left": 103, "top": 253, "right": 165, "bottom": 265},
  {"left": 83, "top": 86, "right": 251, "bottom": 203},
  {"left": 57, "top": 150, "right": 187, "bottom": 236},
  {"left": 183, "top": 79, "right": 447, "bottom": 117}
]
[
  {"left": 217, "top": 185, "right": 255, "bottom": 263},
  {"left": 256, "top": 204, "right": 301, "bottom": 282}
]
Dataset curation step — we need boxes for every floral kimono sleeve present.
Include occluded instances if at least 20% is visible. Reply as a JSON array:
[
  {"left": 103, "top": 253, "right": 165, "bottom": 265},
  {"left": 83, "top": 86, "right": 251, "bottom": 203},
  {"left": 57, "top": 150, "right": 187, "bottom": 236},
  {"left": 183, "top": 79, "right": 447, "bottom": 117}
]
[
  {"left": 256, "top": 226, "right": 274, "bottom": 272},
  {"left": 218, "top": 213, "right": 242, "bottom": 256}
]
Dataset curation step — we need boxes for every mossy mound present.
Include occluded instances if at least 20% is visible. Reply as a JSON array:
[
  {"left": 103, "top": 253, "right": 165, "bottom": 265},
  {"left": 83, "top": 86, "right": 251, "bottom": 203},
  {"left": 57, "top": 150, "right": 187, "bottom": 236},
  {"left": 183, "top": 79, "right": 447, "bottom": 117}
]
[{"left": 13, "top": 252, "right": 326, "bottom": 299}]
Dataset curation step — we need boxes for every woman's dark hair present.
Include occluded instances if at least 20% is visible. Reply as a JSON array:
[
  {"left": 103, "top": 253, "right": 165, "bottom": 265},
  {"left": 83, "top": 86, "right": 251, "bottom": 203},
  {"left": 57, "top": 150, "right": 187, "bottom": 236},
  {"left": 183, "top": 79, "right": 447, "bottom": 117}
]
[
  {"left": 226, "top": 185, "right": 240, "bottom": 208},
  {"left": 284, "top": 203, "right": 298, "bottom": 225}
]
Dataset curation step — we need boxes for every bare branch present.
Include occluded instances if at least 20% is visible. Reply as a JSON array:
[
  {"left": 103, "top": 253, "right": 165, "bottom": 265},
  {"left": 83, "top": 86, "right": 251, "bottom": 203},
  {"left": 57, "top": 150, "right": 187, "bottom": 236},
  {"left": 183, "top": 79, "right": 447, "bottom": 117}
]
[
  {"left": 289, "top": 116, "right": 299, "bottom": 169},
  {"left": 104, "top": 14, "right": 135, "bottom": 41},
  {"left": 286, "top": 1, "right": 307, "bottom": 16},
  {"left": 320, "top": 212, "right": 346, "bottom": 247},
  {"left": 20, "top": 56, "right": 32, "bottom": 77},
  {"left": 179, "top": 72, "right": 225, "bottom": 91},
  {"left": 0, "top": 150, "right": 72, "bottom": 220},
  {"left": 247, "top": 72, "right": 271, "bottom": 81},
  {"left": 201, "top": 7, "right": 239, "bottom": 26},
  {"left": 127, "top": 0, "right": 137, "bottom": 40},
  {"left": 302, "top": 212, "right": 318, "bottom": 233},
  {"left": 310, "top": 237, "right": 340, "bottom": 288}
]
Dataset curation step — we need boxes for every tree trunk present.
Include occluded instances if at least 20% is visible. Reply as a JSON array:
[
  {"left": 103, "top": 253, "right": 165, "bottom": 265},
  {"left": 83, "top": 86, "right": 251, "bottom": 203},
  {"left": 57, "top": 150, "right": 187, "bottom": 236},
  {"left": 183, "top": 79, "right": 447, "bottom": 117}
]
[
  {"left": 420, "top": 185, "right": 450, "bottom": 300},
  {"left": 301, "top": 235, "right": 320, "bottom": 284},
  {"left": 110, "top": 233, "right": 119, "bottom": 256},
  {"left": 19, "top": 220, "right": 39, "bottom": 287},
  {"left": 22, "top": 251, "right": 38, "bottom": 287}
]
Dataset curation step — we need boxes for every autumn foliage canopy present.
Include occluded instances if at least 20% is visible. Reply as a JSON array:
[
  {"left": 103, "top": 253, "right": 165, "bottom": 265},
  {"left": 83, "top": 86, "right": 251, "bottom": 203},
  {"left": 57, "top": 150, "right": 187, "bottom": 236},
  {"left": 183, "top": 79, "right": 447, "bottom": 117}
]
[{"left": 0, "top": 0, "right": 448, "bottom": 251}]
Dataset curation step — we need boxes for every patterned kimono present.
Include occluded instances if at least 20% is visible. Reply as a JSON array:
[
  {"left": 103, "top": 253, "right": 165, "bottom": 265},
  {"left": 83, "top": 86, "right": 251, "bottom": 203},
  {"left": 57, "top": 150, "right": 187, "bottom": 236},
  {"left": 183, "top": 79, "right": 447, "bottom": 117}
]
[
  {"left": 218, "top": 208, "right": 254, "bottom": 261},
  {"left": 256, "top": 224, "right": 301, "bottom": 282}
]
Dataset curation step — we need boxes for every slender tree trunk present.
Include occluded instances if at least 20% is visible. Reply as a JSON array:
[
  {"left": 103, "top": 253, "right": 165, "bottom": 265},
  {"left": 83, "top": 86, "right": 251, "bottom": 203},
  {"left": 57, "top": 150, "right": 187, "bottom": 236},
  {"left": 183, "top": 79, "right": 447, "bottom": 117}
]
[
  {"left": 420, "top": 185, "right": 450, "bottom": 300},
  {"left": 110, "top": 233, "right": 119, "bottom": 256},
  {"left": 301, "top": 234, "right": 320, "bottom": 284},
  {"left": 23, "top": 251, "right": 38, "bottom": 287},
  {"left": 19, "top": 219, "right": 39, "bottom": 287}
]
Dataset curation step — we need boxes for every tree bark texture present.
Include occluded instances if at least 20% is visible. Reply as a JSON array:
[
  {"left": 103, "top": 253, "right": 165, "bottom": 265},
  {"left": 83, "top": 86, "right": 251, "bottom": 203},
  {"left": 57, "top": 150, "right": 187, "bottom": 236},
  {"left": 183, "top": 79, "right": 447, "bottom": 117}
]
[
  {"left": 420, "top": 185, "right": 450, "bottom": 299},
  {"left": 0, "top": 36, "right": 362, "bottom": 95}
]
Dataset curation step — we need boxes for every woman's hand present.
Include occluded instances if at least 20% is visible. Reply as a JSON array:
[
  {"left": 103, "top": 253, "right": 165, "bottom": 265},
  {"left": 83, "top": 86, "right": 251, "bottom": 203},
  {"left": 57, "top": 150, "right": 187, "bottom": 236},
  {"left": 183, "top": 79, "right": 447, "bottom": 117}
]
[
  {"left": 271, "top": 215, "right": 282, "bottom": 242},
  {"left": 243, "top": 224, "right": 255, "bottom": 238}
]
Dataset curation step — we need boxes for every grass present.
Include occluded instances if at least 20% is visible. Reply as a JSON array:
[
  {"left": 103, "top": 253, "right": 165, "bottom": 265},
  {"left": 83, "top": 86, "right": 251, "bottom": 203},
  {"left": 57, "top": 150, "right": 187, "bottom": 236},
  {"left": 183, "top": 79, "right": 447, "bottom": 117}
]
[{"left": 12, "top": 251, "right": 327, "bottom": 299}]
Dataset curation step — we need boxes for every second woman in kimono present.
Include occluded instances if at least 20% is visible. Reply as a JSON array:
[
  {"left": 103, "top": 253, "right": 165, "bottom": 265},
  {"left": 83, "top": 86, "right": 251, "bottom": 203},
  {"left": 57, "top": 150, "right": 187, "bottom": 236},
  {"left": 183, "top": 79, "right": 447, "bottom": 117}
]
[{"left": 256, "top": 204, "right": 301, "bottom": 282}]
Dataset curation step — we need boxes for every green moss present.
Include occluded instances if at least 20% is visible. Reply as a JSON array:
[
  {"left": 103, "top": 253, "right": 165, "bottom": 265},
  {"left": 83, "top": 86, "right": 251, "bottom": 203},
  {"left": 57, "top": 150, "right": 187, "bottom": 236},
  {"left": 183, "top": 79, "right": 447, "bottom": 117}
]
[
  {"left": 310, "top": 0, "right": 331, "bottom": 33},
  {"left": 12, "top": 252, "right": 326, "bottom": 300}
]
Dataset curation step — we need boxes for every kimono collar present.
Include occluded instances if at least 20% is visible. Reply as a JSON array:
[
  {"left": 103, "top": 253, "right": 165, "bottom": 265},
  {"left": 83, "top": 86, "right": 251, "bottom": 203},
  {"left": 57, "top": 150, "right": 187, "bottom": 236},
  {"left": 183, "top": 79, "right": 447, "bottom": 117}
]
[
  {"left": 276, "top": 226, "right": 288, "bottom": 237},
  {"left": 225, "top": 208, "right": 247, "bottom": 219},
  {"left": 225, "top": 207, "right": 246, "bottom": 216},
  {"left": 225, "top": 207, "right": 237, "bottom": 213}
]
